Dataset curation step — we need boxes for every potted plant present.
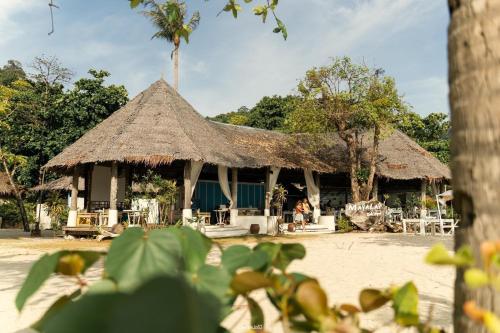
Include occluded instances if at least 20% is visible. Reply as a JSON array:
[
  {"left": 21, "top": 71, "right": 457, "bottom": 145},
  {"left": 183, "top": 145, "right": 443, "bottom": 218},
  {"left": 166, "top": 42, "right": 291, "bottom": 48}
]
[
  {"left": 270, "top": 185, "right": 288, "bottom": 235},
  {"left": 44, "top": 192, "right": 67, "bottom": 236}
]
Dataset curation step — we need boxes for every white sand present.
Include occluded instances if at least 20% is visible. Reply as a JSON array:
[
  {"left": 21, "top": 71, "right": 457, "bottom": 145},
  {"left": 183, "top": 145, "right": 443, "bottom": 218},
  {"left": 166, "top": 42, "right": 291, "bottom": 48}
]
[{"left": 0, "top": 231, "right": 454, "bottom": 333}]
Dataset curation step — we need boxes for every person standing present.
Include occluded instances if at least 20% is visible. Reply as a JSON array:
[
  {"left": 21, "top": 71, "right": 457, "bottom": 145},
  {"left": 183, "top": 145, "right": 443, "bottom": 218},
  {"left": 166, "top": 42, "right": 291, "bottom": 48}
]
[
  {"left": 302, "top": 198, "right": 312, "bottom": 224},
  {"left": 294, "top": 200, "right": 305, "bottom": 231}
]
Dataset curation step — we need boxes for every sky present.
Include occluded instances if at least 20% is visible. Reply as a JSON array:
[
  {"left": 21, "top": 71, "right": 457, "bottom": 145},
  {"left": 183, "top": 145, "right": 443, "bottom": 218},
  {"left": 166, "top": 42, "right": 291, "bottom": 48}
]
[{"left": 0, "top": 0, "right": 450, "bottom": 117}]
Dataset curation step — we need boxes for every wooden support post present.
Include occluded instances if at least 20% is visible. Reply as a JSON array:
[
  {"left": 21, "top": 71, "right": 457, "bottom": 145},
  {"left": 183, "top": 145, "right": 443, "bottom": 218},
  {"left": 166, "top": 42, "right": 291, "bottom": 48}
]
[
  {"left": 85, "top": 165, "right": 94, "bottom": 211},
  {"left": 108, "top": 162, "right": 118, "bottom": 226},
  {"left": 68, "top": 167, "right": 80, "bottom": 227},
  {"left": 230, "top": 168, "right": 238, "bottom": 225},
  {"left": 183, "top": 161, "right": 192, "bottom": 223}
]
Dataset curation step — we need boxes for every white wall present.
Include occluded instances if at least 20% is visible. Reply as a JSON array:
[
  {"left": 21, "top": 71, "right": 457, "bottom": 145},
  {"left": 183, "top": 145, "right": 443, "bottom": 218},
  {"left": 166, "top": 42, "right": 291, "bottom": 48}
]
[
  {"left": 234, "top": 216, "right": 268, "bottom": 234},
  {"left": 90, "top": 166, "right": 126, "bottom": 203}
]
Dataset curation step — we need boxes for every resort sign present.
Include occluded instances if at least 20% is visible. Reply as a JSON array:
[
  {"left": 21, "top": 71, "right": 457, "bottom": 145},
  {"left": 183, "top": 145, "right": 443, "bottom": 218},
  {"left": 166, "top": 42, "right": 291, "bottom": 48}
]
[{"left": 345, "top": 201, "right": 385, "bottom": 231}]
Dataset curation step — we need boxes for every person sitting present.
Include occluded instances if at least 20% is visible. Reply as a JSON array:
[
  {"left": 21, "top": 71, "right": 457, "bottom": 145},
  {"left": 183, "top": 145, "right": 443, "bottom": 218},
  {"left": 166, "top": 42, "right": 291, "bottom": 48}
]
[
  {"left": 302, "top": 198, "right": 312, "bottom": 224},
  {"left": 294, "top": 200, "right": 305, "bottom": 231}
]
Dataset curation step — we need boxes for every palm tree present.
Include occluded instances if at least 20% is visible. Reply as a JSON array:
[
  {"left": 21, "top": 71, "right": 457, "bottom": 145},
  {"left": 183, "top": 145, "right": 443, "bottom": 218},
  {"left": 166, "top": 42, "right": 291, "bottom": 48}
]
[
  {"left": 142, "top": 0, "right": 200, "bottom": 91},
  {"left": 448, "top": 1, "right": 500, "bottom": 332}
]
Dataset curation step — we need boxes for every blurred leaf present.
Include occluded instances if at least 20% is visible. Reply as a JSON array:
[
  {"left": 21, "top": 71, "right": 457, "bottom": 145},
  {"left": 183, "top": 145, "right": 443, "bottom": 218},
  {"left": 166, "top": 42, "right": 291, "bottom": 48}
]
[
  {"left": 16, "top": 250, "right": 102, "bottom": 311},
  {"left": 221, "top": 245, "right": 252, "bottom": 274},
  {"left": 231, "top": 271, "right": 272, "bottom": 294},
  {"left": 359, "top": 288, "right": 390, "bottom": 312},
  {"left": 167, "top": 227, "right": 212, "bottom": 273},
  {"left": 339, "top": 303, "right": 361, "bottom": 314},
  {"left": 392, "top": 282, "right": 419, "bottom": 326},
  {"left": 86, "top": 279, "right": 117, "bottom": 295},
  {"left": 295, "top": 280, "right": 328, "bottom": 321},
  {"left": 274, "top": 18, "right": 287, "bottom": 40},
  {"left": 247, "top": 296, "right": 264, "bottom": 328},
  {"left": 255, "top": 242, "right": 305, "bottom": 271},
  {"left": 129, "top": 0, "right": 142, "bottom": 8},
  {"left": 491, "top": 253, "right": 500, "bottom": 269},
  {"left": 36, "top": 276, "right": 221, "bottom": 333},
  {"left": 105, "top": 228, "right": 182, "bottom": 289},
  {"left": 484, "top": 312, "right": 500, "bottom": 333},
  {"left": 31, "top": 289, "right": 81, "bottom": 330},
  {"left": 464, "top": 268, "right": 490, "bottom": 289},
  {"left": 190, "top": 264, "right": 231, "bottom": 301},
  {"left": 425, "top": 243, "right": 473, "bottom": 267}
]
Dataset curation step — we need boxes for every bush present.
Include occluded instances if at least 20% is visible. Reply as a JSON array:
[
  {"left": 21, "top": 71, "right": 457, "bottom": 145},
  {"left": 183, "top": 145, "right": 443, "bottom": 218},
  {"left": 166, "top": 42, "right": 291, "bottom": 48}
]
[
  {"left": 337, "top": 216, "right": 353, "bottom": 232},
  {"left": 0, "top": 200, "right": 22, "bottom": 228}
]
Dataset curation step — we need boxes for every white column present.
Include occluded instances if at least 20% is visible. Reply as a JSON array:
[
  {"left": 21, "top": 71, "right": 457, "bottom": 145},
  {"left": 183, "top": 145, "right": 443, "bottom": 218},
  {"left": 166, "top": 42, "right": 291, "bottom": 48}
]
[
  {"left": 182, "top": 161, "right": 192, "bottom": 224},
  {"left": 67, "top": 167, "right": 80, "bottom": 227},
  {"left": 230, "top": 168, "right": 238, "bottom": 225},
  {"left": 108, "top": 162, "right": 119, "bottom": 227},
  {"left": 372, "top": 176, "right": 379, "bottom": 201}
]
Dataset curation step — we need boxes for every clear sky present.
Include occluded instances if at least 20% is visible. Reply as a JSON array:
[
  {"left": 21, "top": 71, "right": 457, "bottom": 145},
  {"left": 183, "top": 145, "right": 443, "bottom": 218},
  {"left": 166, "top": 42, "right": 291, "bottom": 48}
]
[{"left": 0, "top": 0, "right": 450, "bottom": 117}]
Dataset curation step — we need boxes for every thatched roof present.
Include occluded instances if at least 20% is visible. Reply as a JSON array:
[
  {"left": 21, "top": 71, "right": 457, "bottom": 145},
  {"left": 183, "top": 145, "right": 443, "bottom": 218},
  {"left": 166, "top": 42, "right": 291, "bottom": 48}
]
[
  {"left": 294, "top": 130, "right": 450, "bottom": 181},
  {"left": 31, "top": 176, "right": 85, "bottom": 192},
  {"left": 0, "top": 172, "right": 14, "bottom": 197},
  {"left": 44, "top": 80, "right": 334, "bottom": 172},
  {"left": 44, "top": 79, "right": 449, "bottom": 180}
]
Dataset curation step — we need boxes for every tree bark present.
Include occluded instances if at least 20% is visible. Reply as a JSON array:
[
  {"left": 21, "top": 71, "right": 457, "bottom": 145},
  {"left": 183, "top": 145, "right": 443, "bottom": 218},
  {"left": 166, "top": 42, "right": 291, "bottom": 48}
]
[
  {"left": 363, "top": 126, "right": 380, "bottom": 201},
  {"left": 173, "top": 43, "right": 180, "bottom": 91},
  {"left": 2, "top": 160, "right": 29, "bottom": 231},
  {"left": 448, "top": 1, "right": 500, "bottom": 332},
  {"left": 346, "top": 137, "right": 361, "bottom": 203}
]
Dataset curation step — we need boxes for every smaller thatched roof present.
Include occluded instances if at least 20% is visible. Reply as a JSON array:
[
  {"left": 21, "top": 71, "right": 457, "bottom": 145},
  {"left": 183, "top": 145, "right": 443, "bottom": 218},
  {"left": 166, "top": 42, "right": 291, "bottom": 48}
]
[
  {"left": 0, "top": 172, "right": 14, "bottom": 197},
  {"left": 31, "top": 176, "right": 85, "bottom": 192}
]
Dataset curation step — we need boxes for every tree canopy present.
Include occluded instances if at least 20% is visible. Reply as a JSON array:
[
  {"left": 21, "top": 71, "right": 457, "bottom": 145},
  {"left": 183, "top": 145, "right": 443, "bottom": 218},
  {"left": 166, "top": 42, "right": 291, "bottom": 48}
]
[{"left": 0, "top": 58, "right": 128, "bottom": 188}]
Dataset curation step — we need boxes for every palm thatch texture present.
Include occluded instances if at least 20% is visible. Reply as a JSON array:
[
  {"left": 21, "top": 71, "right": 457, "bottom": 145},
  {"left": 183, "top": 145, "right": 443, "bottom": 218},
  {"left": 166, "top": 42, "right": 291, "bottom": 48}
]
[
  {"left": 31, "top": 176, "right": 84, "bottom": 192},
  {"left": 0, "top": 172, "right": 14, "bottom": 197},
  {"left": 44, "top": 79, "right": 449, "bottom": 182}
]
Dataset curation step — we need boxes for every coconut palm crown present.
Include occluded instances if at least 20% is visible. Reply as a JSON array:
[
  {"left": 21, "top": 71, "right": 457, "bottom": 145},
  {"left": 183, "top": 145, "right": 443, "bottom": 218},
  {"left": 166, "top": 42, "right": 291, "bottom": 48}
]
[{"left": 142, "top": 0, "right": 200, "bottom": 91}]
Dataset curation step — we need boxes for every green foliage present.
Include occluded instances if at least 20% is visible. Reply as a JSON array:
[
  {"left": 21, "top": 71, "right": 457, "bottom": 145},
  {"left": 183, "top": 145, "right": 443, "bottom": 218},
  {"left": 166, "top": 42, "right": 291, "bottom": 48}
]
[
  {"left": 43, "top": 192, "right": 67, "bottom": 226},
  {"left": 425, "top": 243, "right": 474, "bottom": 267},
  {"left": 140, "top": 0, "right": 200, "bottom": 49},
  {"left": 337, "top": 216, "right": 353, "bottom": 232},
  {"left": 209, "top": 95, "right": 299, "bottom": 131},
  {"left": 0, "top": 60, "right": 127, "bottom": 188},
  {"left": 0, "top": 60, "right": 26, "bottom": 86},
  {"left": 0, "top": 200, "right": 22, "bottom": 228},
  {"left": 396, "top": 111, "right": 450, "bottom": 163},
  {"left": 427, "top": 241, "right": 500, "bottom": 333},
  {"left": 18, "top": 227, "right": 451, "bottom": 332}
]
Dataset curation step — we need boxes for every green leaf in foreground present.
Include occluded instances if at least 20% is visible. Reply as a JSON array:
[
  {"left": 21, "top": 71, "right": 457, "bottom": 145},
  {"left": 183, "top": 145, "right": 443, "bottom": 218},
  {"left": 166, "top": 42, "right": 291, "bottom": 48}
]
[
  {"left": 464, "top": 268, "right": 490, "bottom": 289},
  {"left": 392, "top": 282, "right": 419, "bottom": 326},
  {"left": 167, "top": 227, "right": 212, "bottom": 273},
  {"left": 37, "top": 275, "right": 221, "bottom": 333},
  {"left": 221, "top": 245, "right": 268, "bottom": 274},
  {"left": 247, "top": 296, "right": 265, "bottom": 328},
  {"left": 16, "top": 250, "right": 103, "bottom": 311},
  {"left": 425, "top": 243, "right": 474, "bottom": 267},
  {"left": 359, "top": 288, "right": 391, "bottom": 312},
  {"left": 105, "top": 228, "right": 182, "bottom": 289}
]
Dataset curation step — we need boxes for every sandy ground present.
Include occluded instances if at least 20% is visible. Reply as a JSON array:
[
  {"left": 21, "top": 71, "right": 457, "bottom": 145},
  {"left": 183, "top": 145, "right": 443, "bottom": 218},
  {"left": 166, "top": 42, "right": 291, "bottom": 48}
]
[{"left": 0, "top": 230, "right": 455, "bottom": 333}]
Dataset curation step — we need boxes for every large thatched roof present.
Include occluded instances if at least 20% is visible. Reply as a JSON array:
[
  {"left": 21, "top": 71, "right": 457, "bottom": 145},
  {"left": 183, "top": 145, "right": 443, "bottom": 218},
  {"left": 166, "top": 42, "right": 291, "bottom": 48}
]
[
  {"left": 44, "top": 80, "right": 333, "bottom": 172},
  {"left": 44, "top": 79, "right": 449, "bottom": 181},
  {"left": 0, "top": 172, "right": 14, "bottom": 197}
]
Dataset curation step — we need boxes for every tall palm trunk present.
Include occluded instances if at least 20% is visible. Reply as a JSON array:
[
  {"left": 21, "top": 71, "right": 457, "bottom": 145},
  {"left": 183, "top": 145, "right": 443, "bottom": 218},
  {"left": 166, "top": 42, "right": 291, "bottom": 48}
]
[
  {"left": 173, "top": 39, "right": 180, "bottom": 91},
  {"left": 448, "top": 1, "right": 500, "bottom": 332}
]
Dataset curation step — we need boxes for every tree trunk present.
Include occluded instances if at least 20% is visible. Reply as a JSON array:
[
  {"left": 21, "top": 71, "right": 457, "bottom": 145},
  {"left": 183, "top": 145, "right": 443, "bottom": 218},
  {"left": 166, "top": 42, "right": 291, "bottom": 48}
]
[
  {"left": 448, "top": 1, "right": 500, "bottom": 332},
  {"left": 2, "top": 160, "right": 29, "bottom": 231},
  {"left": 363, "top": 126, "right": 380, "bottom": 201},
  {"left": 347, "top": 142, "right": 361, "bottom": 203},
  {"left": 173, "top": 44, "right": 180, "bottom": 91}
]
